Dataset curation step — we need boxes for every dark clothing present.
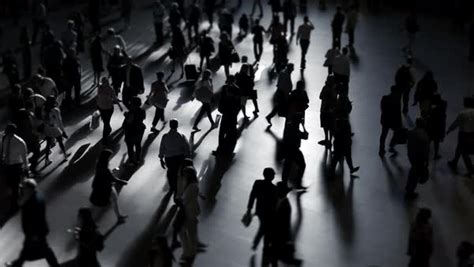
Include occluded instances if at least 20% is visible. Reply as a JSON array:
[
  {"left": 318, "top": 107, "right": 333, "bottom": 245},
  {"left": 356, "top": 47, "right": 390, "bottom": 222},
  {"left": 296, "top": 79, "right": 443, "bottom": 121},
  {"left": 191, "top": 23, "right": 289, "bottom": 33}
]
[
  {"left": 407, "top": 222, "right": 433, "bottom": 267},
  {"left": 406, "top": 127, "right": 430, "bottom": 194},
  {"left": 76, "top": 227, "right": 103, "bottom": 267},
  {"left": 331, "top": 12, "right": 345, "bottom": 47},
  {"left": 122, "top": 64, "right": 144, "bottom": 107},
  {"left": 62, "top": 54, "right": 82, "bottom": 105},
  {"left": 193, "top": 103, "right": 214, "bottom": 128},
  {"left": 217, "top": 84, "right": 241, "bottom": 153},
  {"left": 107, "top": 53, "right": 126, "bottom": 94},
  {"left": 2, "top": 53, "right": 20, "bottom": 87},
  {"left": 283, "top": 0, "right": 297, "bottom": 34},
  {"left": 395, "top": 65, "right": 414, "bottom": 112},
  {"left": 287, "top": 88, "right": 309, "bottom": 117},
  {"left": 380, "top": 93, "right": 402, "bottom": 129},
  {"left": 414, "top": 77, "right": 437, "bottom": 107},
  {"left": 123, "top": 108, "right": 146, "bottom": 162},
  {"left": 427, "top": 98, "right": 447, "bottom": 142},
  {"left": 169, "top": 9, "right": 182, "bottom": 29},
  {"left": 165, "top": 155, "right": 184, "bottom": 195},
  {"left": 90, "top": 37, "right": 104, "bottom": 73},
  {"left": 235, "top": 71, "right": 254, "bottom": 97},
  {"left": 90, "top": 166, "right": 116, "bottom": 207},
  {"left": 332, "top": 118, "right": 355, "bottom": 170},
  {"left": 252, "top": 25, "right": 265, "bottom": 60},
  {"left": 98, "top": 108, "right": 113, "bottom": 141}
]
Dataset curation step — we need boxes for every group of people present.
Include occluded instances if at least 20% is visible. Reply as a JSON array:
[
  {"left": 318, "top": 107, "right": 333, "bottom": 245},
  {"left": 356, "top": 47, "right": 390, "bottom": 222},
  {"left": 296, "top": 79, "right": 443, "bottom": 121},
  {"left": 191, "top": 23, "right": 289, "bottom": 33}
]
[{"left": 0, "top": 0, "right": 474, "bottom": 266}]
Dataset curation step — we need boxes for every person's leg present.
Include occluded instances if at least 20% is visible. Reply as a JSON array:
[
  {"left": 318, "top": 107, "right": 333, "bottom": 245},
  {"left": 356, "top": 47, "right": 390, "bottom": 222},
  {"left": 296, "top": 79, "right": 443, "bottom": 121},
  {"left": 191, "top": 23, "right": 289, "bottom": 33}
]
[
  {"left": 402, "top": 87, "right": 410, "bottom": 113},
  {"left": 379, "top": 125, "right": 389, "bottom": 155},
  {"left": 74, "top": 77, "right": 82, "bottom": 105},
  {"left": 251, "top": 96, "right": 259, "bottom": 113},
  {"left": 193, "top": 104, "right": 206, "bottom": 129},
  {"left": 56, "top": 137, "right": 68, "bottom": 156},
  {"left": 461, "top": 150, "right": 474, "bottom": 174},
  {"left": 165, "top": 156, "right": 180, "bottom": 195},
  {"left": 125, "top": 138, "right": 135, "bottom": 162},
  {"left": 134, "top": 131, "right": 144, "bottom": 162},
  {"left": 450, "top": 132, "right": 463, "bottom": 166},
  {"left": 110, "top": 187, "right": 126, "bottom": 220},
  {"left": 433, "top": 140, "right": 440, "bottom": 159},
  {"left": 295, "top": 150, "right": 306, "bottom": 187},
  {"left": 253, "top": 41, "right": 259, "bottom": 61},
  {"left": 224, "top": 64, "right": 230, "bottom": 78},
  {"left": 252, "top": 216, "right": 265, "bottom": 249},
  {"left": 290, "top": 18, "right": 295, "bottom": 34},
  {"left": 100, "top": 108, "right": 113, "bottom": 141},
  {"left": 348, "top": 29, "right": 355, "bottom": 46},
  {"left": 43, "top": 244, "right": 60, "bottom": 267},
  {"left": 45, "top": 138, "right": 53, "bottom": 165},
  {"left": 258, "top": 41, "right": 263, "bottom": 60},
  {"left": 152, "top": 107, "right": 162, "bottom": 128},
  {"left": 405, "top": 164, "right": 419, "bottom": 196},
  {"left": 187, "top": 218, "right": 198, "bottom": 256}
]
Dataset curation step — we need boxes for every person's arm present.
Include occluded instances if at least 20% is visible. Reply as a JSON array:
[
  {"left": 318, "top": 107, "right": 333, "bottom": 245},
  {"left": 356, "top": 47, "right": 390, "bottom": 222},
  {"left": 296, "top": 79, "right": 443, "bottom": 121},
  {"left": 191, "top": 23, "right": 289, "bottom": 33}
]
[
  {"left": 159, "top": 136, "right": 167, "bottom": 168},
  {"left": 247, "top": 182, "right": 257, "bottom": 212}
]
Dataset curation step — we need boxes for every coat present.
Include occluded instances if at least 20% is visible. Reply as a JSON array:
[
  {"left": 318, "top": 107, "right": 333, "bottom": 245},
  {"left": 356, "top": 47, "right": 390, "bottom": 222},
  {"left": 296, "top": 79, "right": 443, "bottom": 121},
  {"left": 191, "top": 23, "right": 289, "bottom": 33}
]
[{"left": 123, "top": 64, "right": 144, "bottom": 96}]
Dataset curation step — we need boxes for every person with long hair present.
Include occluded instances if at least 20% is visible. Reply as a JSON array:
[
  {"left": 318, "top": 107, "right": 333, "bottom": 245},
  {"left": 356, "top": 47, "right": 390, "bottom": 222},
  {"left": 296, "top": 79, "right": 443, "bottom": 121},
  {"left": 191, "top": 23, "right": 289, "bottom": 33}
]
[
  {"left": 89, "top": 149, "right": 128, "bottom": 223},
  {"left": 42, "top": 96, "right": 69, "bottom": 166}
]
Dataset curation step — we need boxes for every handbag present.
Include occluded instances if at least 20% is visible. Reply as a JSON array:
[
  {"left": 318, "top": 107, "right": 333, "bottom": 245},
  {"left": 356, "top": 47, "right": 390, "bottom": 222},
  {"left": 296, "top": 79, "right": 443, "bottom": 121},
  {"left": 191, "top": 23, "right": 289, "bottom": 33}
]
[{"left": 241, "top": 211, "right": 253, "bottom": 227}]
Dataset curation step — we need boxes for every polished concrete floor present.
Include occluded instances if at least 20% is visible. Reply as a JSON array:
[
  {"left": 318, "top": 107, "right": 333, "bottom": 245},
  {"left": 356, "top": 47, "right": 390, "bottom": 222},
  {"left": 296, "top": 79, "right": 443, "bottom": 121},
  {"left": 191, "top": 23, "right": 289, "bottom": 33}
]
[{"left": 1, "top": 1, "right": 474, "bottom": 266}]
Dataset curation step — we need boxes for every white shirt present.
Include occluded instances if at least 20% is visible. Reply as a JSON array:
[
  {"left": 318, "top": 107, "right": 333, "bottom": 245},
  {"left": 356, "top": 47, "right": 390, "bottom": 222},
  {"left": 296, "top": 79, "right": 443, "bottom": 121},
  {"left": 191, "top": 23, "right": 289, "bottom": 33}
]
[
  {"left": 333, "top": 54, "right": 350, "bottom": 77},
  {"left": 159, "top": 129, "right": 191, "bottom": 158},
  {"left": 1, "top": 134, "right": 28, "bottom": 166}
]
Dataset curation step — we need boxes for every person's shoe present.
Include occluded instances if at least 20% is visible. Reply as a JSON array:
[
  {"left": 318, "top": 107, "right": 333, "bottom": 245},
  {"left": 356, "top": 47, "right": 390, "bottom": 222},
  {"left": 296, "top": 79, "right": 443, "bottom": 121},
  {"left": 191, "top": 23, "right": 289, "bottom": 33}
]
[
  {"left": 197, "top": 241, "right": 207, "bottom": 248},
  {"left": 448, "top": 160, "right": 457, "bottom": 171},
  {"left": 265, "top": 116, "right": 272, "bottom": 126},
  {"left": 350, "top": 166, "right": 360, "bottom": 174},
  {"left": 117, "top": 215, "right": 128, "bottom": 224},
  {"left": 151, "top": 127, "right": 159, "bottom": 133}
]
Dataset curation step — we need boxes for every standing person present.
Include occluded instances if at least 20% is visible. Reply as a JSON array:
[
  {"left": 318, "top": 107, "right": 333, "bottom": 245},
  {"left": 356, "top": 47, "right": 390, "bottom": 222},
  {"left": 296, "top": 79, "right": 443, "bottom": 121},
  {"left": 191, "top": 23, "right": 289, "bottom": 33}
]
[
  {"left": 2, "top": 50, "right": 20, "bottom": 88},
  {"left": 0, "top": 124, "right": 28, "bottom": 212},
  {"left": 407, "top": 208, "right": 433, "bottom": 266},
  {"left": 198, "top": 31, "right": 215, "bottom": 71},
  {"left": 72, "top": 11, "right": 86, "bottom": 54},
  {"left": 96, "top": 77, "right": 117, "bottom": 144},
  {"left": 252, "top": 19, "right": 266, "bottom": 61},
  {"left": 395, "top": 58, "right": 415, "bottom": 114},
  {"left": 169, "top": 26, "right": 187, "bottom": 78},
  {"left": 187, "top": 2, "right": 201, "bottom": 43},
  {"left": 426, "top": 94, "right": 447, "bottom": 160},
  {"left": 90, "top": 33, "right": 104, "bottom": 86},
  {"left": 121, "top": 0, "right": 132, "bottom": 29},
  {"left": 159, "top": 119, "right": 191, "bottom": 197},
  {"left": 105, "top": 28, "right": 126, "bottom": 55},
  {"left": 203, "top": 0, "right": 215, "bottom": 29},
  {"left": 88, "top": 0, "right": 101, "bottom": 33},
  {"left": 218, "top": 32, "right": 235, "bottom": 79},
  {"left": 61, "top": 20, "right": 78, "bottom": 56},
  {"left": 74, "top": 208, "right": 104, "bottom": 267},
  {"left": 405, "top": 118, "right": 430, "bottom": 199},
  {"left": 169, "top": 3, "right": 182, "bottom": 30},
  {"left": 457, "top": 241, "right": 474, "bottom": 267},
  {"left": 245, "top": 168, "right": 278, "bottom": 251},
  {"left": 319, "top": 76, "right": 337, "bottom": 148},
  {"left": 283, "top": 0, "right": 297, "bottom": 35},
  {"left": 122, "top": 97, "right": 146, "bottom": 165},
  {"left": 345, "top": 5, "right": 359, "bottom": 48},
  {"left": 469, "top": 22, "right": 474, "bottom": 62},
  {"left": 192, "top": 70, "right": 216, "bottom": 131},
  {"left": 331, "top": 6, "right": 345, "bottom": 49},
  {"left": 266, "top": 63, "right": 294, "bottom": 126},
  {"left": 19, "top": 27, "right": 32, "bottom": 80},
  {"left": 31, "top": 0, "right": 47, "bottom": 44},
  {"left": 414, "top": 71, "right": 438, "bottom": 118},
  {"left": 107, "top": 46, "right": 127, "bottom": 95},
  {"left": 403, "top": 10, "right": 420, "bottom": 56},
  {"left": 62, "top": 49, "right": 82, "bottom": 107},
  {"left": 89, "top": 149, "right": 128, "bottom": 222},
  {"left": 43, "top": 96, "right": 69, "bottom": 166},
  {"left": 15, "top": 110, "right": 40, "bottom": 175},
  {"left": 332, "top": 47, "right": 350, "bottom": 93},
  {"left": 147, "top": 72, "right": 169, "bottom": 133},
  {"left": 296, "top": 16, "right": 314, "bottom": 70},
  {"left": 5, "top": 179, "right": 60, "bottom": 267},
  {"left": 152, "top": 0, "right": 165, "bottom": 44},
  {"left": 447, "top": 97, "right": 474, "bottom": 175},
  {"left": 282, "top": 113, "right": 308, "bottom": 188},
  {"left": 379, "top": 86, "right": 403, "bottom": 157},
  {"left": 122, "top": 56, "right": 144, "bottom": 109},
  {"left": 178, "top": 166, "right": 201, "bottom": 263},
  {"left": 331, "top": 116, "right": 359, "bottom": 175},
  {"left": 251, "top": 0, "right": 264, "bottom": 18},
  {"left": 236, "top": 64, "right": 258, "bottom": 118}
]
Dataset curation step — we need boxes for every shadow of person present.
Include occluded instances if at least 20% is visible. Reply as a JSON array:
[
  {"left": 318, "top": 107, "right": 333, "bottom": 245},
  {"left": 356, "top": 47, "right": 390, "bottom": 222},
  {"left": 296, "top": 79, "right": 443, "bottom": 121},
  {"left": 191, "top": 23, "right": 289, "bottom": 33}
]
[
  {"left": 190, "top": 127, "right": 216, "bottom": 152},
  {"left": 348, "top": 46, "right": 359, "bottom": 65},
  {"left": 264, "top": 127, "right": 285, "bottom": 163}
]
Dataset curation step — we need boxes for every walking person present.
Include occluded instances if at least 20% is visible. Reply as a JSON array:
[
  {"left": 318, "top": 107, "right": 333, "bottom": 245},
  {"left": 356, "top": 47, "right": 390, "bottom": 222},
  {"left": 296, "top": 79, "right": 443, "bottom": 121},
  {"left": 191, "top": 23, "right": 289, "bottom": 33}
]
[
  {"left": 186, "top": 2, "right": 201, "bottom": 43},
  {"left": 122, "top": 97, "right": 146, "bottom": 165},
  {"left": 61, "top": 20, "right": 78, "bottom": 56},
  {"left": 169, "top": 26, "right": 187, "bottom": 79},
  {"left": 147, "top": 72, "right": 169, "bottom": 133},
  {"left": 282, "top": 113, "right": 308, "bottom": 188},
  {"left": 1, "top": 124, "right": 28, "bottom": 213},
  {"left": 379, "top": 86, "right": 403, "bottom": 157},
  {"left": 236, "top": 64, "right": 258, "bottom": 119},
  {"left": 245, "top": 168, "right": 278, "bottom": 251},
  {"left": 331, "top": 6, "right": 345, "bottom": 49},
  {"left": 405, "top": 118, "right": 430, "bottom": 199},
  {"left": 414, "top": 71, "right": 438, "bottom": 118},
  {"left": 215, "top": 76, "right": 241, "bottom": 154},
  {"left": 331, "top": 116, "right": 359, "bottom": 175},
  {"left": 319, "top": 76, "right": 337, "bottom": 148},
  {"left": 152, "top": 0, "right": 165, "bottom": 44},
  {"left": 296, "top": 16, "right": 314, "bottom": 70},
  {"left": 15, "top": 110, "right": 40, "bottom": 176},
  {"left": 198, "top": 31, "right": 215, "bottom": 71},
  {"left": 218, "top": 32, "right": 235, "bottom": 79},
  {"left": 266, "top": 63, "right": 294, "bottom": 126},
  {"left": 251, "top": 0, "right": 263, "bottom": 18},
  {"left": 333, "top": 47, "right": 350, "bottom": 93},
  {"left": 407, "top": 208, "right": 433, "bottom": 267},
  {"left": 89, "top": 149, "right": 128, "bottom": 222},
  {"left": 192, "top": 70, "right": 216, "bottom": 131},
  {"left": 403, "top": 10, "right": 420, "bottom": 57},
  {"left": 159, "top": 119, "right": 191, "bottom": 197},
  {"left": 122, "top": 56, "right": 144, "bottom": 109},
  {"left": 90, "top": 33, "right": 104, "bottom": 86},
  {"left": 96, "top": 77, "right": 117, "bottom": 144},
  {"left": 395, "top": 58, "right": 415, "bottom": 114},
  {"left": 345, "top": 5, "right": 359, "bottom": 48},
  {"left": 73, "top": 208, "right": 104, "bottom": 267},
  {"left": 107, "top": 46, "right": 127, "bottom": 95},
  {"left": 426, "top": 93, "right": 447, "bottom": 160},
  {"left": 252, "top": 19, "right": 266, "bottom": 61},
  {"left": 282, "top": 0, "right": 297, "bottom": 35},
  {"left": 447, "top": 97, "right": 474, "bottom": 176},
  {"left": 203, "top": 0, "right": 216, "bottom": 29},
  {"left": 62, "top": 49, "right": 82, "bottom": 107},
  {"left": 5, "top": 179, "right": 60, "bottom": 267},
  {"left": 31, "top": 0, "right": 47, "bottom": 44},
  {"left": 43, "top": 96, "right": 70, "bottom": 167},
  {"left": 19, "top": 27, "right": 32, "bottom": 81},
  {"left": 324, "top": 45, "right": 340, "bottom": 75}
]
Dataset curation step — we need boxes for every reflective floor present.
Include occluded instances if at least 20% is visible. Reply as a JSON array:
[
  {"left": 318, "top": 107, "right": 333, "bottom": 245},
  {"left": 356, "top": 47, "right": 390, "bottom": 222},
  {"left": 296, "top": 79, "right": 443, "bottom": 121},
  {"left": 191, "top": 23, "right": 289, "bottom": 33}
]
[{"left": 1, "top": 0, "right": 474, "bottom": 266}]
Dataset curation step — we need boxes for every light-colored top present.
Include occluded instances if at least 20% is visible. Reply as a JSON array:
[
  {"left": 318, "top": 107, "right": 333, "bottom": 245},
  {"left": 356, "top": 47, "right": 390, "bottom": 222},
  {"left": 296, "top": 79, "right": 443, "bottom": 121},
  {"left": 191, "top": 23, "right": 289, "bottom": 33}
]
[
  {"left": 448, "top": 108, "right": 474, "bottom": 133},
  {"left": 333, "top": 54, "right": 350, "bottom": 77},
  {"left": 181, "top": 182, "right": 200, "bottom": 219},
  {"left": 44, "top": 107, "right": 65, "bottom": 132},
  {"left": 159, "top": 129, "right": 190, "bottom": 158},
  {"left": 1, "top": 134, "right": 28, "bottom": 166},
  {"left": 38, "top": 77, "right": 58, "bottom": 98},
  {"left": 194, "top": 78, "right": 213, "bottom": 104},
  {"left": 97, "top": 83, "right": 117, "bottom": 110},
  {"left": 297, "top": 23, "right": 314, "bottom": 41}
]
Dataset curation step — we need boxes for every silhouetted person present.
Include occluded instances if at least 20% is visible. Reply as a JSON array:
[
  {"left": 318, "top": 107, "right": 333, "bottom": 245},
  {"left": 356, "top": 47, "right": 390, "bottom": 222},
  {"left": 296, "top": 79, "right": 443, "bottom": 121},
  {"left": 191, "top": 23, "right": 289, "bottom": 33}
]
[
  {"left": 203, "top": 0, "right": 216, "bottom": 29},
  {"left": 169, "top": 3, "right": 182, "bottom": 29},
  {"left": 19, "top": 27, "right": 32, "bottom": 80},
  {"left": 170, "top": 26, "right": 187, "bottom": 78},
  {"left": 43, "top": 96, "right": 69, "bottom": 166},
  {"left": 72, "top": 11, "right": 86, "bottom": 54},
  {"left": 246, "top": 168, "right": 277, "bottom": 251},
  {"left": 159, "top": 119, "right": 191, "bottom": 197},
  {"left": 198, "top": 31, "right": 215, "bottom": 71},
  {"left": 122, "top": 97, "right": 146, "bottom": 164},
  {"left": 15, "top": 109, "right": 40, "bottom": 175},
  {"left": 218, "top": 32, "right": 235, "bottom": 79},
  {"left": 193, "top": 70, "right": 216, "bottom": 131},
  {"left": 447, "top": 97, "right": 474, "bottom": 175},
  {"left": 96, "top": 77, "right": 117, "bottom": 143},
  {"left": 152, "top": 0, "right": 165, "bottom": 44},
  {"left": 427, "top": 94, "right": 447, "bottom": 159},
  {"left": 331, "top": 116, "right": 359, "bottom": 175},
  {"left": 287, "top": 80, "right": 309, "bottom": 121},
  {"left": 395, "top": 58, "right": 415, "bottom": 113},
  {"left": 407, "top": 208, "right": 433, "bottom": 267},
  {"left": 219, "top": 9, "right": 234, "bottom": 38},
  {"left": 403, "top": 10, "right": 419, "bottom": 56},
  {"left": 268, "top": 0, "right": 281, "bottom": 16},
  {"left": 252, "top": 19, "right": 266, "bottom": 61},
  {"left": 345, "top": 5, "right": 358, "bottom": 47},
  {"left": 107, "top": 46, "right": 127, "bottom": 94},
  {"left": 90, "top": 33, "right": 104, "bottom": 86},
  {"left": 457, "top": 241, "right": 474, "bottom": 267},
  {"left": 105, "top": 28, "right": 126, "bottom": 55},
  {"left": 147, "top": 71, "right": 169, "bottom": 133},
  {"left": 282, "top": 113, "right": 308, "bottom": 188},
  {"left": 470, "top": 22, "right": 474, "bottom": 62},
  {"left": 333, "top": 47, "right": 350, "bottom": 93},
  {"left": 414, "top": 71, "right": 438, "bottom": 118},
  {"left": 122, "top": 56, "right": 144, "bottom": 109},
  {"left": 61, "top": 20, "right": 78, "bottom": 56},
  {"left": 283, "top": 0, "right": 297, "bottom": 35},
  {"left": 324, "top": 45, "right": 340, "bottom": 74},
  {"left": 405, "top": 118, "right": 430, "bottom": 199},
  {"left": 236, "top": 64, "right": 258, "bottom": 118},
  {"left": 1, "top": 124, "right": 28, "bottom": 212},
  {"left": 331, "top": 6, "right": 345, "bottom": 49},
  {"left": 6, "top": 179, "right": 60, "bottom": 267},
  {"left": 2, "top": 50, "right": 20, "bottom": 87},
  {"left": 90, "top": 149, "right": 128, "bottom": 222},
  {"left": 74, "top": 207, "right": 104, "bottom": 267},
  {"left": 379, "top": 85, "right": 403, "bottom": 157},
  {"left": 40, "top": 25, "right": 55, "bottom": 64},
  {"left": 238, "top": 14, "right": 249, "bottom": 36},
  {"left": 266, "top": 63, "right": 294, "bottom": 126},
  {"left": 296, "top": 16, "right": 314, "bottom": 70},
  {"left": 187, "top": 3, "right": 201, "bottom": 43},
  {"left": 62, "top": 49, "right": 82, "bottom": 107},
  {"left": 31, "top": 0, "right": 47, "bottom": 44},
  {"left": 149, "top": 236, "right": 174, "bottom": 267},
  {"left": 268, "top": 16, "right": 285, "bottom": 59},
  {"left": 319, "top": 76, "right": 337, "bottom": 148}
]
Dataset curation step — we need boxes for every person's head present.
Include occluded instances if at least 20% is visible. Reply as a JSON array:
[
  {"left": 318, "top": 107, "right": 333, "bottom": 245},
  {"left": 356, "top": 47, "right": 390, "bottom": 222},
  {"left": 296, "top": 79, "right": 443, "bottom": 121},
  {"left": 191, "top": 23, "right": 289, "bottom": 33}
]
[
  {"left": 276, "top": 181, "right": 291, "bottom": 197},
  {"left": 20, "top": 178, "right": 38, "bottom": 197},
  {"left": 97, "top": 149, "right": 113, "bottom": 168},
  {"left": 263, "top": 167, "right": 275, "bottom": 181},
  {"left": 415, "top": 207, "right": 432, "bottom": 224},
  {"left": 67, "top": 20, "right": 75, "bottom": 29},
  {"left": 131, "top": 96, "right": 142, "bottom": 108},
  {"left": 100, "top": 76, "right": 109, "bottom": 86},
  {"left": 78, "top": 207, "right": 96, "bottom": 229},
  {"left": 202, "top": 70, "right": 211, "bottom": 79},
  {"left": 296, "top": 80, "right": 305, "bottom": 91},
  {"left": 182, "top": 166, "right": 198, "bottom": 184},
  {"left": 169, "top": 119, "right": 179, "bottom": 130},
  {"left": 156, "top": 71, "right": 165, "bottom": 80},
  {"left": 304, "top": 16, "right": 309, "bottom": 23},
  {"left": 5, "top": 123, "right": 17, "bottom": 136},
  {"left": 23, "top": 87, "right": 34, "bottom": 98}
]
